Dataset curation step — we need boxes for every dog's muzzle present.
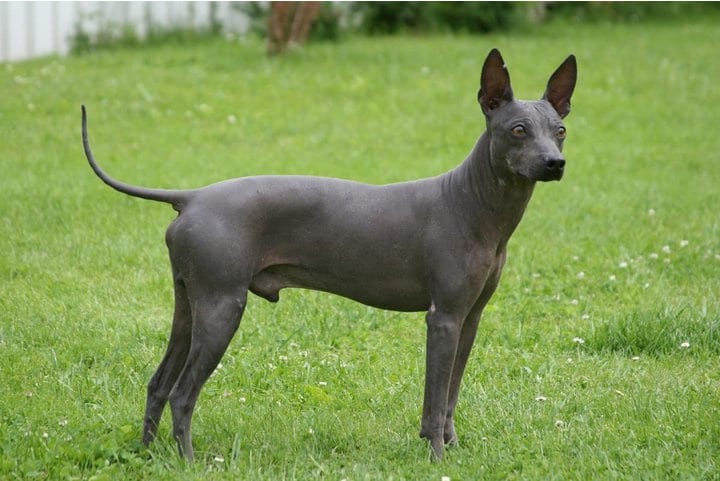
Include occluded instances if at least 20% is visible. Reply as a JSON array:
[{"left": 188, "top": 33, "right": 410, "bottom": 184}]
[{"left": 539, "top": 157, "right": 565, "bottom": 181}]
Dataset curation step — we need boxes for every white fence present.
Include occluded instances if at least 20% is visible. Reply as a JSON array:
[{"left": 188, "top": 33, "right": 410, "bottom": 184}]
[{"left": 0, "top": 1, "right": 250, "bottom": 62}]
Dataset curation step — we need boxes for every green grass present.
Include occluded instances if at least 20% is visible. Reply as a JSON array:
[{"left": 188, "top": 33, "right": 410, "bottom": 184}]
[{"left": 2, "top": 18, "right": 720, "bottom": 480}]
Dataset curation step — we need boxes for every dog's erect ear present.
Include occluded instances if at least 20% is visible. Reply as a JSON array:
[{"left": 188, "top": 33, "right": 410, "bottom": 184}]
[
  {"left": 478, "top": 48, "right": 514, "bottom": 115},
  {"left": 543, "top": 55, "right": 577, "bottom": 118}
]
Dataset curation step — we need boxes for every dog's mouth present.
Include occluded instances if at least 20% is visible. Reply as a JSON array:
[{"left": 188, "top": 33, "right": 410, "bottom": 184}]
[
  {"left": 508, "top": 156, "right": 565, "bottom": 183},
  {"left": 512, "top": 165, "right": 564, "bottom": 183},
  {"left": 536, "top": 168, "right": 564, "bottom": 182}
]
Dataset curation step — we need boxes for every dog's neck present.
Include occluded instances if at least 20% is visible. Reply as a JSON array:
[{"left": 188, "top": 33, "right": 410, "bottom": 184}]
[{"left": 445, "top": 131, "right": 535, "bottom": 247}]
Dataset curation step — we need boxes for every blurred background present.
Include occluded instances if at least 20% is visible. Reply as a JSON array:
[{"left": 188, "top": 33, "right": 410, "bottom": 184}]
[{"left": 3, "top": 1, "right": 718, "bottom": 61}]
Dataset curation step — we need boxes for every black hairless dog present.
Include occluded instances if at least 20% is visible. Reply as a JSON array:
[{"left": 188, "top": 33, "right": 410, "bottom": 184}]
[{"left": 82, "top": 48, "right": 576, "bottom": 461}]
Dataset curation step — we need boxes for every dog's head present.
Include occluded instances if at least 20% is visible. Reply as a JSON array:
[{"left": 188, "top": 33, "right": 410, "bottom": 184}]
[{"left": 478, "top": 49, "right": 577, "bottom": 182}]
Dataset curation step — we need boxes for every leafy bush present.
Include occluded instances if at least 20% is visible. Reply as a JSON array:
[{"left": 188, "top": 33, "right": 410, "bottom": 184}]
[
  {"left": 311, "top": 3, "right": 344, "bottom": 41},
  {"left": 352, "top": 2, "right": 517, "bottom": 34},
  {"left": 546, "top": 1, "right": 720, "bottom": 23}
]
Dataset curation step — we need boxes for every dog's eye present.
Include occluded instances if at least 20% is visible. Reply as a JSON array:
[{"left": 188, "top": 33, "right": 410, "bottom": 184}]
[
  {"left": 556, "top": 127, "right": 567, "bottom": 139},
  {"left": 511, "top": 125, "right": 526, "bottom": 137}
]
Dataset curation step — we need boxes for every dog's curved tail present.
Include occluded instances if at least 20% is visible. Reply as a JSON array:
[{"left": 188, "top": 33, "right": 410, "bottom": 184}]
[{"left": 82, "top": 105, "right": 191, "bottom": 211}]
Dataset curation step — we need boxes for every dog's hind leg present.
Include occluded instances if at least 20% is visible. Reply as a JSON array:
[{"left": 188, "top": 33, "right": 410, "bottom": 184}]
[
  {"left": 168, "top": 288, "right": 247, "bottom": 461},
  {"left": 142, "top": 272, "right": 193, "bottom": 446}
]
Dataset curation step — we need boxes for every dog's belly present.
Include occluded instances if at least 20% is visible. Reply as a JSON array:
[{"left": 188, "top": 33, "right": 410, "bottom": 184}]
[
  {"left": 183, "top": 174, "right": 444, "bottom": 312},
  {"left": 249, "top": 263, "right": 430, "bottom": 312},
  {"left": 218, "top": 175, "right": 440, "bottom": 311}
]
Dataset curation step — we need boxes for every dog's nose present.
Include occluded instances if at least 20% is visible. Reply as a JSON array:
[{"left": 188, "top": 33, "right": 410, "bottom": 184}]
[{"left": 545, "top": 158, "right": 565, "bottom": 171}]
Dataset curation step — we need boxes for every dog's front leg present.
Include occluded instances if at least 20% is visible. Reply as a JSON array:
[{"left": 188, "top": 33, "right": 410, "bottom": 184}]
[
  {"left": 420, "top": 305, "right": 463, "bottom": 460},
  {"left": 444, "top": 261, "right": 504, "bottom": 446},
  {"left": 442, "top": 305, "right": 482, "bottom": 447}
]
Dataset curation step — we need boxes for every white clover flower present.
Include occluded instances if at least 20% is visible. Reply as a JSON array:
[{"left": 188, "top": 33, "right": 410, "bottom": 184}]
[
  {"left": 680, "top": 240, "right": 689, "bottom": 248},
  {"left": 609, "top": 275, "right": 617, "bottom": 281},
  {"left": 680, "top": 341, "right": 690, "bottom": 349},
  {"left": 619, "top": 261, "right": 628, "bottom": 268},
  {"left": 662, "top": 245, "right": 671, "bottom": 254},
  {"left": 573, "top": 337, "right": 585, "bottom": 344},
  {"left": 554, "top": 420, "right": 565, "bottom": 428},
  {"left": 577, "top": 271, "right": 585, "bottom": 279},
  {"left": 648, "top": 208, "right": 656, "bottom": 216},
  {"left": 649, "top": 253, "right": 659, "bottom": 260},
  {"left": 196, "top": 103, "right": 211, "bottom": 113},
  {"left": 227, "top": 114, "right": 237, "bottom": 124}
]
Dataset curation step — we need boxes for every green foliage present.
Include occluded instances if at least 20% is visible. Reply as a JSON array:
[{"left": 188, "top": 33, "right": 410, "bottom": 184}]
[
  {"left": 547, "top": 1, "right": 720, "bottom": 24},
  {"left": 352, "top": 1, "right": 517, "bottom": 34},
  {"left": 2, "top": 17, "right": 720, "bottom": 480},
  {"left": 310, "top": 3, "right": 344, "bottom": 42}
]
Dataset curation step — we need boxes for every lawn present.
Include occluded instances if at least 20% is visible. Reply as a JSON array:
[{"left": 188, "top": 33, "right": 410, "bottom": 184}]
[{"left": 1, "top": 18, "right": 719, "bottom": 480}]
